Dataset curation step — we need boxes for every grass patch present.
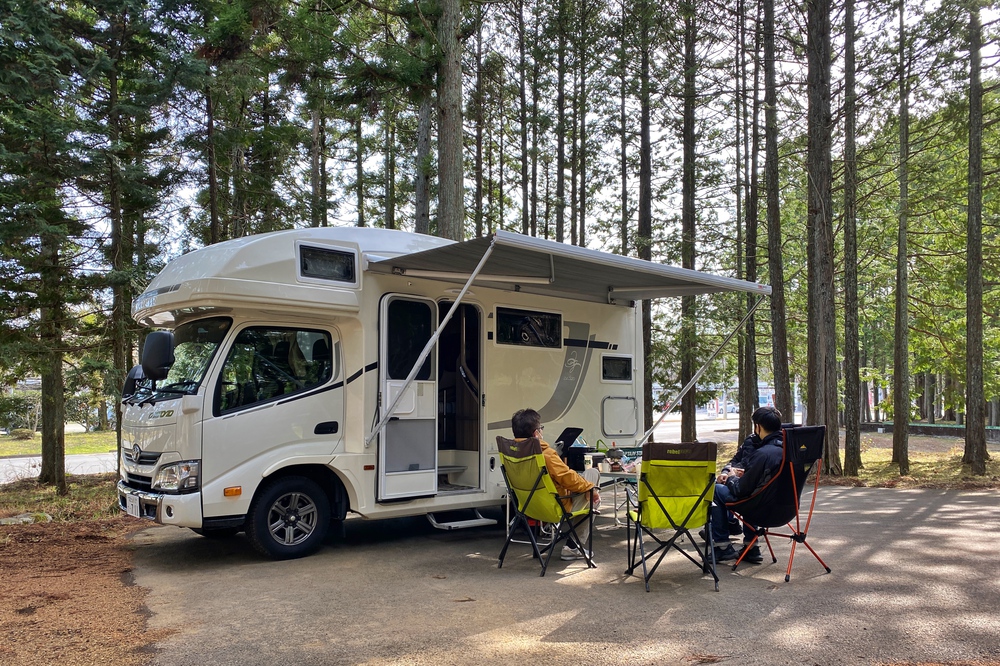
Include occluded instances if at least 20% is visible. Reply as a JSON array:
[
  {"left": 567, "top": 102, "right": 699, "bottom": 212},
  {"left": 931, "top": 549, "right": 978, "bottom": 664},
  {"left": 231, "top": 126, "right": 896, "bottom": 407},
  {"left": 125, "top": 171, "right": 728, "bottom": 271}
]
[
  {"left": 829, "top": 446, "right": 1000, "bottom": 489},
  {"left": 0, "top": 473, "right": 120, "bottom": 521},
  {"left": 0, "top": 430, "right": 118, "bottom": 458}
]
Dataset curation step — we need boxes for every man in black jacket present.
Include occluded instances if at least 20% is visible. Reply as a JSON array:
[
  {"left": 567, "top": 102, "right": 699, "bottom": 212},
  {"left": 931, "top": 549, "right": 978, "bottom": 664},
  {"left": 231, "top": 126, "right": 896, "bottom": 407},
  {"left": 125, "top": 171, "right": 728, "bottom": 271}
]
[{"left": 709, "top": 406, "right": 784, "bottom": 563}]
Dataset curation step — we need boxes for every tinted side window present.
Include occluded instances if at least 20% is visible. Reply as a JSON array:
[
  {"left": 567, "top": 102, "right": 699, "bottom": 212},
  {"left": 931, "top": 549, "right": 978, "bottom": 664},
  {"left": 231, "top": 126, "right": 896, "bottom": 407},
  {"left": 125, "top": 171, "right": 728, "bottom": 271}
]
[
  {"left": 495, "top": 307, "right": 561, "bottom": 348},
  {"left": 217, "top": 327, "right": 333, "bottom": 414}
]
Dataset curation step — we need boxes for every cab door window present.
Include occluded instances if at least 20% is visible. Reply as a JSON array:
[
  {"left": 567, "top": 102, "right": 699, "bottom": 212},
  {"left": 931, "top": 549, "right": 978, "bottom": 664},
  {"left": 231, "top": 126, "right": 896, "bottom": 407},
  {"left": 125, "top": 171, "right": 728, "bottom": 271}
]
[{"left": 216, "top": 327, "right": 333, "bottom": 414}]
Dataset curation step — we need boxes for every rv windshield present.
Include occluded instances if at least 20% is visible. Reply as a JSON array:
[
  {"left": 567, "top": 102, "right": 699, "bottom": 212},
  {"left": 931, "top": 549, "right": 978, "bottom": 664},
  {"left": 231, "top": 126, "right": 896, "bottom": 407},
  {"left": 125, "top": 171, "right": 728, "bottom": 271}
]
[{"left": 151, "top": 317, "right": 232, "bottom": 399}]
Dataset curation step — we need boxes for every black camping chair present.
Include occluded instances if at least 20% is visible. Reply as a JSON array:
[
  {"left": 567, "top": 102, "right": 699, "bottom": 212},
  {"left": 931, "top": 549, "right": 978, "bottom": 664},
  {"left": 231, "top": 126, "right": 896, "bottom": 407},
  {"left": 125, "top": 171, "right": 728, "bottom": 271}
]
[{"left": 726, "top": 425, "right": 832, "bottom": 582}]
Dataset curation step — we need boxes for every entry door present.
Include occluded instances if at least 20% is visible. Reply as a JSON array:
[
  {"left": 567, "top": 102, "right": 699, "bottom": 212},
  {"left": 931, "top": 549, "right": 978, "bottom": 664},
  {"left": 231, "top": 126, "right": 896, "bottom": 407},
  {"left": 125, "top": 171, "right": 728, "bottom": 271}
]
[{"left": 379, "top": 296, "right": 438, "bottom": 500}]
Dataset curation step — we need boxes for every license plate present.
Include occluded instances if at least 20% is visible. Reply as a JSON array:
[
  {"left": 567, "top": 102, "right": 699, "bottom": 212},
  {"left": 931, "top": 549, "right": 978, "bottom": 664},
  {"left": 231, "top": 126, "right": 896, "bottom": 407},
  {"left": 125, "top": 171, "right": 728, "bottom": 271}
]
[{"left": 126, "top": 494, "right": 141, "bottom": 518}]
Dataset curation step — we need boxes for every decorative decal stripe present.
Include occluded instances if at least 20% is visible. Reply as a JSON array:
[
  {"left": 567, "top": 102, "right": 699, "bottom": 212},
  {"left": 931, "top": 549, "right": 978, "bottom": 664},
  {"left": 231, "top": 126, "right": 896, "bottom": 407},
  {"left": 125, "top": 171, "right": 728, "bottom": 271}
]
[
  {"left": 276, "top": 382, "right": 342, "bottom": 407},
  {"left": 347, "top": 362, "right": 379, "bottom": 385},
  {"left": 564, "top": 338, "right": 612, "bottom": 349}
]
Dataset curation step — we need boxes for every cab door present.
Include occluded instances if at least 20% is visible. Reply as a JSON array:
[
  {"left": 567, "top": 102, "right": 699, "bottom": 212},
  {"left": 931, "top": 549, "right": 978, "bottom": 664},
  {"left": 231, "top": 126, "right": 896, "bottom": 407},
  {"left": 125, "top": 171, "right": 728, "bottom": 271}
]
[{"left": 378, "top": 296, "right": 438, "bottom": 500}]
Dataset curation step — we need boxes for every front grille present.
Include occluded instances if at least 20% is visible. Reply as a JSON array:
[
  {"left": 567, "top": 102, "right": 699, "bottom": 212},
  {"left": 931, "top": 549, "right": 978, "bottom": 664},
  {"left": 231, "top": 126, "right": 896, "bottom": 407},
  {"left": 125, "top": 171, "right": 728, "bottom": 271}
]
[
  {"left": 124, "top": 473, "right": 153, "bottom": 492},
  {"left": 124, "top": 450, "right": 161, "bottom": 465}
]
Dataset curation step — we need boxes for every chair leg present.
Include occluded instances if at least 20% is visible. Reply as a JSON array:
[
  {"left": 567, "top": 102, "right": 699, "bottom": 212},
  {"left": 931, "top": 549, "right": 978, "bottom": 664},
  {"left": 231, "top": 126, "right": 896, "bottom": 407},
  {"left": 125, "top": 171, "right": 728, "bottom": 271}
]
[{"left": 785, "top": 532, "right": 831, "bottom": 582}]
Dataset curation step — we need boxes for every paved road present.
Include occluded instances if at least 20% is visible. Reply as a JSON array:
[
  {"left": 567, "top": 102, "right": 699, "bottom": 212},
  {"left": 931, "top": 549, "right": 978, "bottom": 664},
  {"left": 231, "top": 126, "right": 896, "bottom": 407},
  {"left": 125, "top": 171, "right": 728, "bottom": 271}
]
[
  {"left": 0, "top": 452, "right": 117, "bottom": 485},
  {"left": 131, "top": 487, "right": 1000, "bottom": 666}
]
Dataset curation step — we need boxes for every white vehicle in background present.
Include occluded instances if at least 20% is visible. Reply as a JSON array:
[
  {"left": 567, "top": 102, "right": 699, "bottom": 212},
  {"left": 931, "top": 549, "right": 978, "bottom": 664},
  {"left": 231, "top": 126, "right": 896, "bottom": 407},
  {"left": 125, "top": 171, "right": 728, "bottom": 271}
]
[{"left": 118, "top": 227, "right": 769, "bottom": 559}]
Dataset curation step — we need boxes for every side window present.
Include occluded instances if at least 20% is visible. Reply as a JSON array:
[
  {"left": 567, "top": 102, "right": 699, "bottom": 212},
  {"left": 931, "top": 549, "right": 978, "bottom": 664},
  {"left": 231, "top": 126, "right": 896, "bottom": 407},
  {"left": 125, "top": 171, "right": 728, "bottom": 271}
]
[
  {"left": 495, "top": 307, "right": 561, "bottom": 348},
  {"left": 217, "top": 327, "right": 334, "bottom": 414},
  {"left": 602, "top": 355, "right": 633, "bottom": 382}
]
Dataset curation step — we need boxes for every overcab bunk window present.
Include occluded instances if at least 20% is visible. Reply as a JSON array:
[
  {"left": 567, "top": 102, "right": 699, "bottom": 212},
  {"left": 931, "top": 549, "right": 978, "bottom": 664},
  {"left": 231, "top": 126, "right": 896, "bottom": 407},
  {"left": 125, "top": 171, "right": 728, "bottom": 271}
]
[
  {"left": 495, "top": 307, "right": 561, "bottom": 348},
  {"left": 299, "top": 245, "right": 355, "bottom": 283}
]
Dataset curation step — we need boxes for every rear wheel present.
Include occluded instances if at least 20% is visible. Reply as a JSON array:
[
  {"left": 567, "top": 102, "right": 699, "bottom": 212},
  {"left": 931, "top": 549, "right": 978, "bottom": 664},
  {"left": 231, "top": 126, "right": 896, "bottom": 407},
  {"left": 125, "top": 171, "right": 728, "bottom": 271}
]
[{"left": 246, "top": 476, "right": 330, "bottom": 560}]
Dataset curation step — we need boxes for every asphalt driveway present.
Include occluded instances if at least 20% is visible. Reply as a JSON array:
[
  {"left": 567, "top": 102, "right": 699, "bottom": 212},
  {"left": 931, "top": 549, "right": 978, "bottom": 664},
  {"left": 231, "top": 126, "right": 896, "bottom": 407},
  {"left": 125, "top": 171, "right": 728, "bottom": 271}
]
[{"left": 131, "top": 487, "right": 1000, "bottom": 666}]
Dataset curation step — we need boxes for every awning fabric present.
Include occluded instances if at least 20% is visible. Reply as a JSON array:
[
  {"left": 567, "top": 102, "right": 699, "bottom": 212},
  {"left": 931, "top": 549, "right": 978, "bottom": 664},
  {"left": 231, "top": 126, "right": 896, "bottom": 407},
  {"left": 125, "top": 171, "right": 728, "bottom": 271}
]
[{"left": 366, "top": 230, "right": 770, "bottom": 305}]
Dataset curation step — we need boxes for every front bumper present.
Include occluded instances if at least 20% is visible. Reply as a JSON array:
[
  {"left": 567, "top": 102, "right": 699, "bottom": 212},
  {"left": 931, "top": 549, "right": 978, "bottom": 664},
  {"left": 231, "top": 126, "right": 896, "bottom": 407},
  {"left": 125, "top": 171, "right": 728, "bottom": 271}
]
[{"left": 117, "top": 481, "right": 203, "bottom": 528}]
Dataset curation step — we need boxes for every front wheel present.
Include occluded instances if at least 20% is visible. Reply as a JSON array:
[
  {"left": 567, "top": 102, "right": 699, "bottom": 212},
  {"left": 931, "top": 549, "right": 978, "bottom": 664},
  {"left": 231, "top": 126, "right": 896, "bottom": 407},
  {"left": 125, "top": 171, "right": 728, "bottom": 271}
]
[{"left": 246, "top": 476, "right": 330, "bottom": 560}]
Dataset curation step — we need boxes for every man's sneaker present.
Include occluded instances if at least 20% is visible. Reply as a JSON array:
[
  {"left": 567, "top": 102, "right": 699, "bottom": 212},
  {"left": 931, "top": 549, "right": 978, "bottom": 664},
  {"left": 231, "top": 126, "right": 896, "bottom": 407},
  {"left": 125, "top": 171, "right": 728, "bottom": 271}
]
[
  {"left": 739, "top": 543, "right": 763, "bottom": 564},
  {"left": 713, "top": 544, "right": 738, "bottom": 562},
  {"left": 728, "top": 519, "right": 743, "bottom": 536},
  {"left": 560, "top": 545, "right": 592, "bottom": 561}
]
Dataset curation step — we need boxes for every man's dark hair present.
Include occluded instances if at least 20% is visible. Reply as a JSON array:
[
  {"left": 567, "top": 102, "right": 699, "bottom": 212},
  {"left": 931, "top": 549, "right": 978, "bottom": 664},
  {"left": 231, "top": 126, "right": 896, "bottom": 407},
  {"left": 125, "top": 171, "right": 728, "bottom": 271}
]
[
  {"left": 751, "top": 406, "right": 783, "bottom": 433},
  {"left": 511, "top": 408, "right": 541, "bottom": 438}
]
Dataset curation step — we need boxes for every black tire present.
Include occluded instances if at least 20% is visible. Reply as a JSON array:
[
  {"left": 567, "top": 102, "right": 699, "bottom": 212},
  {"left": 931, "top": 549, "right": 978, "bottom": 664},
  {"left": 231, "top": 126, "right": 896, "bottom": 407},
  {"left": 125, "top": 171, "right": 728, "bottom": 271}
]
[
  {"left": 246, "top": 476, "right": 330, "bottom": 560},
  {"left": 191, "top": 527, "right": 242, "bottom": 539}
]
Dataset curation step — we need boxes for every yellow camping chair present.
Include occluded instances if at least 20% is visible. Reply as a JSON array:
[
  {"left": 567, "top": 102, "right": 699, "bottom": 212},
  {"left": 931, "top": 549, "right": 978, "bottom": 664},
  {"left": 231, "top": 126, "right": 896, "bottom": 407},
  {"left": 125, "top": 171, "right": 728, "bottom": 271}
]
[
  {"left": 625, "top": 441, "right": 719, "bottom": 592},
  {"left": 496, "top": 436, "right": 596, "bottom": 576}
]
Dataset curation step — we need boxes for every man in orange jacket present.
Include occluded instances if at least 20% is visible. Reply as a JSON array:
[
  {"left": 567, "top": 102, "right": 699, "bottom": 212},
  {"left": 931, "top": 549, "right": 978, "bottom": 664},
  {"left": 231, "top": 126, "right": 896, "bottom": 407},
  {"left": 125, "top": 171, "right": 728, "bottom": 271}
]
[{"left": 511, "top": 408, "right": 601, "bottom": 561}]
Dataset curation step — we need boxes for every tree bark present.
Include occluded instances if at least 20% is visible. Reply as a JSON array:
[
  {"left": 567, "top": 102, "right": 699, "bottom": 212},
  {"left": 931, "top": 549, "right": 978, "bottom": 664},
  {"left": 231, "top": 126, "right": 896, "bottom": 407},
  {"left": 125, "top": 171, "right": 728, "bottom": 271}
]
[
  {"left": 764, "top": 0, "right": 792, "bottom": 420},
  {"left": 965, "top": 3, "right": 987, "bottom": 473},
  {"left": 517, "top": 0, "right": 529, "bottom": 236},
  {"left": 355, "top": 114, "right": 365, "bottom": 227},
  {"left": 555, "top": 0, "right": 567, "bottom": 243},
  {"left": 843, "top": 0, "right": 861, "bottom": 475},
  {"left": 415, "top": 93, "right": 432, "bottom": 235},
  {"left": 37, "top": 230, "right": 66, "bottom": 494},
  {"left": 436, "top": 0, "right": 464, "bottom": 240},
  {"left": 892, "top": 0, "right": 910, "bottom": 475},
  {"left": 638, "top": 0, "right": 653, "bottom": 436},
  {"left": 680, "top": 3, "right": 697, "bottom": 443},
  {"left": 806, "top": 0, "right": 842, "bottom": 474}
]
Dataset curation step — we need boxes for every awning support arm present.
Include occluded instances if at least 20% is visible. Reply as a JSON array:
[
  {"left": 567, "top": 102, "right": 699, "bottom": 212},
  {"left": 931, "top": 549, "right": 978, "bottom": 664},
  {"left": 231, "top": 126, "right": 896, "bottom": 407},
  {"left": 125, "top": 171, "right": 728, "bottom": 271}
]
[
  {"left": 637, "top": 295, "right": 768, "bottom": 446},
  {"left": 365, "top": 236, "right": 498, "bottom": 447}
]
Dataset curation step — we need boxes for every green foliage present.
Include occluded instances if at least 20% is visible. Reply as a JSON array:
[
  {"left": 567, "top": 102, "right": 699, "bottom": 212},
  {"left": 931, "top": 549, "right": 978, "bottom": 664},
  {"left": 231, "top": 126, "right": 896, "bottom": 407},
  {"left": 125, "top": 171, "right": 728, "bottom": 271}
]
[{"left": 9, "top": 429, "right": 35, "bottom": 441}]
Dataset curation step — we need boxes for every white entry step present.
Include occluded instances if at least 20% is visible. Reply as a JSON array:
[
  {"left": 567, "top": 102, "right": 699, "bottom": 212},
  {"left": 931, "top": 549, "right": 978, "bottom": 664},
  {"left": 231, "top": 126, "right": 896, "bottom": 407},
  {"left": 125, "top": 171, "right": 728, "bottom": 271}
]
[{"left": 427, "top": 509, "right": 497, "bottom": 531}]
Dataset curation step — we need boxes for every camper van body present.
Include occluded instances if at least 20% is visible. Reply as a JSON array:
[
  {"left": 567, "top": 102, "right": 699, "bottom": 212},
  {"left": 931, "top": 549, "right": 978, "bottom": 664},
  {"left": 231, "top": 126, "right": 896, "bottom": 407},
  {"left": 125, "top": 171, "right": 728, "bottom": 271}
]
[{"left": 117, "top": 227, "right": 768, "bottom": 558}]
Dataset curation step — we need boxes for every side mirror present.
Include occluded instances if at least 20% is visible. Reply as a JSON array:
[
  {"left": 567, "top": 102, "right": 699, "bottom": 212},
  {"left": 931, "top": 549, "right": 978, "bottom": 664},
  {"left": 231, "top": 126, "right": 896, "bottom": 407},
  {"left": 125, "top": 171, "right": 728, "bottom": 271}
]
[
  {"left": 141, "top": 331, "right": 175, "bottom": 381},
  {"left": 122, "top": 365, "right": 145, "bottom": 399}
]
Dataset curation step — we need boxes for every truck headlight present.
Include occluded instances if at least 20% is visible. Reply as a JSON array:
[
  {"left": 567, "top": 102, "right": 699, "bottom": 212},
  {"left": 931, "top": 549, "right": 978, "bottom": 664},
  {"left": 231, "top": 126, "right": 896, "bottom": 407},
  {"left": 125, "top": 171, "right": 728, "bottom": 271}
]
[{"left": 152, "top": 460, "right": 200, "bottom": 493}]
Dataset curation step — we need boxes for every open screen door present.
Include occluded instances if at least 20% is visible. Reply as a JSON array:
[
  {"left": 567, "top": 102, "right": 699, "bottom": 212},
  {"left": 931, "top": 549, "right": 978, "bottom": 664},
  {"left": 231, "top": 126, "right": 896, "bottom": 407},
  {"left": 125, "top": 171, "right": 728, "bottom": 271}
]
[{"left": 378, "top": 295, "right": 438, "bottom": 500}]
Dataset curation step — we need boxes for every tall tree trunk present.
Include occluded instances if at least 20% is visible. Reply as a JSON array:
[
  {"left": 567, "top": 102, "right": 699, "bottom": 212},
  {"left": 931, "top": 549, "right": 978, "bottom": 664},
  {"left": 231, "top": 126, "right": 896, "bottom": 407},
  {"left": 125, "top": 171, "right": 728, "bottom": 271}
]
[
  {"left": 680, "top": 3, "right": 697, "bottom": 443},
  {"left": 965, "top": 3, "right": 986, "bottom": 473},
  {"left": 108, "top": 61, "right": 128, "bottom": 453},
  {"left": 578, "top": 35, "right": 587, "bottom": 248},
  {"left": 474, "top": 11, "right": 484, "bottom": 239},
  {"left": 893, "top": 0, "right": 910, "bottom": 475},
  {"left": 638, "top": 0, "right": 653, "bottom": 436},
  {"left": 806, "top": 0, "right": 842, "bottom": 474},
  {"left": 311, "top": 107, "right": 323, "bottom": 228},
  {"left": 843, "top": 0, "right": 862, "bottom": 475},
  {"left": 436, "top": 0, "right": 464, "bottom": 240},
  {"left": 206, "top": 83, "right": 220, "bottom": 244},
  {"left": 385, "top": 113, "right": 396, "bottom": 230},
  {"left": 38, "top": 231, "right": 66, "bottom": 494},
  {"left": 741, "top": 3, "right": 762, "bottom": 431},
  {"left": 764, "top": 0, "right": 792, "bottom": 419},
  {"left": 619, "top": 0, "right": 629, "bottom": 255},
  {"left": 556, "top": 0, "right": 567, "bottom": 243},
  {"left": 355, "top": 114, "right": 365, "bottom": 227},
  {"left": 415, "top": 93, "right": 432, "bottom": 235},
  {"left": 518, "top": 0, "right": 529, "bottom": 236}
]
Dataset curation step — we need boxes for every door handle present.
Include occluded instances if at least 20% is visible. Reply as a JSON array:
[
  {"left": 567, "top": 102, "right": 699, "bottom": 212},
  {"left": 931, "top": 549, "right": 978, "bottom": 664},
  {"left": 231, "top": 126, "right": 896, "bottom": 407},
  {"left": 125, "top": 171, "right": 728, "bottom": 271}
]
[{"left": 314, "top": 421, "right": 339, "bottom": 435}]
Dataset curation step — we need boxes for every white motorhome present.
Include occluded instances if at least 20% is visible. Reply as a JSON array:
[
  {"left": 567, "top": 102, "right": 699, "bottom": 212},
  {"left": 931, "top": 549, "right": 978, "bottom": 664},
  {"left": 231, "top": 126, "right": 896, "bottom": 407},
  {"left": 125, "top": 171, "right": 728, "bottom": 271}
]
[{"left": 118, "top": 227, "right": 769, "bottom": 559}]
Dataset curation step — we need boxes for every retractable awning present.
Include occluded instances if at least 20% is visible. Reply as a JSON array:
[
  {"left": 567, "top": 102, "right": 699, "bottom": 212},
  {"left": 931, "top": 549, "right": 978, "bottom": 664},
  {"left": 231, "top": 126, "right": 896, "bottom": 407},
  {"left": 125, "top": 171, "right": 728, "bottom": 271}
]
[{"left": 365, "top": 230, "right": 770, "bottom": 305}]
